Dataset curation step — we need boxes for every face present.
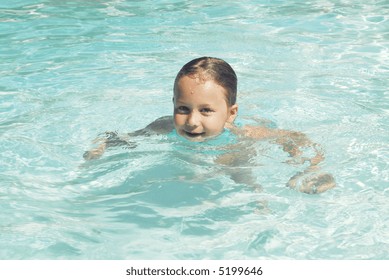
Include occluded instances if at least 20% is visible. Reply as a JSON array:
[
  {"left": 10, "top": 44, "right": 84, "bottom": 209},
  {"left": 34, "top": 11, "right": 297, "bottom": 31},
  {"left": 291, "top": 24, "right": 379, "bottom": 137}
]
[{"left": 173, "top": 75, "right": 238, "bottom": 142}]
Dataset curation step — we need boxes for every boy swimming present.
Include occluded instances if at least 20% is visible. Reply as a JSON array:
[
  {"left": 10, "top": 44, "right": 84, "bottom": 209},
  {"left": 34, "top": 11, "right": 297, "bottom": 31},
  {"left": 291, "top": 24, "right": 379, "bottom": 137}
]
[{"left": 84, "top": 57, "right": 335, "bottom": 194}]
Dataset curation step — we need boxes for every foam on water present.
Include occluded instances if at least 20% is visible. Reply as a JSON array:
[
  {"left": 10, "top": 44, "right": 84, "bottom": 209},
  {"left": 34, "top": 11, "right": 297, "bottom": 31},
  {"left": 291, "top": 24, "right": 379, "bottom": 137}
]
[{"left": 0, "top": 0, "right": 388, "bottom": 259}]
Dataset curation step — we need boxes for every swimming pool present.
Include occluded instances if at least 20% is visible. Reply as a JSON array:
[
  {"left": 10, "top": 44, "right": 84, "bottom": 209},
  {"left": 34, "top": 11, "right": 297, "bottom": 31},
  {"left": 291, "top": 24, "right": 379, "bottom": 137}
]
[{"left": 0, "top": 0, "right": 388, "bottom": 259}]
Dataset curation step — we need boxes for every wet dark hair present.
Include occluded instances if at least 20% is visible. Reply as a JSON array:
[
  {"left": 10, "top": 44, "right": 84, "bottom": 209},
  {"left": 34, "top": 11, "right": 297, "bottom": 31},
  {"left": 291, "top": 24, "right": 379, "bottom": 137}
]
[{"left": 174, "top": 57, "right": 237, "bottom": 106}]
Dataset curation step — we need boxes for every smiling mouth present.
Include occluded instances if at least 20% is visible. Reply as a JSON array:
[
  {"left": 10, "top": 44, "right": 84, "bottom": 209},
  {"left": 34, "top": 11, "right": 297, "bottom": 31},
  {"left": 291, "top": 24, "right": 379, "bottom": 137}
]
[{"left": 184, "top": 131, "right": 205, "bottom": 138}]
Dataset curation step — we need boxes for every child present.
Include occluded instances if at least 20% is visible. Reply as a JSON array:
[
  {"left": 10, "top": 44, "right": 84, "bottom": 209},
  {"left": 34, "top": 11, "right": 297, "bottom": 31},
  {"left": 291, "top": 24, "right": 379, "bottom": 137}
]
[{"left": 84, "top": 57, "right": 335, "bottom": 194}]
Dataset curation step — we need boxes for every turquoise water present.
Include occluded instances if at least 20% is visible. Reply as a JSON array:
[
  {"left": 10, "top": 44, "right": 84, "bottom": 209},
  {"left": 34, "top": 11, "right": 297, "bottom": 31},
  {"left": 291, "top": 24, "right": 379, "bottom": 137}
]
[{"left": 1, "top": 0, "right": 388, "bottom": 259}]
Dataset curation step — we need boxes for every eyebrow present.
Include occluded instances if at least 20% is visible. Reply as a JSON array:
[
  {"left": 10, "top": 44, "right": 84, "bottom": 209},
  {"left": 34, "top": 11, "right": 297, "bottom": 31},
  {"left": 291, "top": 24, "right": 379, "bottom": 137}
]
[
  {"left": 175, "top": 101, "right": 214, "bottom": 108},
  {"left": 198, "top": 104, "right": 214, "bottom": 107}
]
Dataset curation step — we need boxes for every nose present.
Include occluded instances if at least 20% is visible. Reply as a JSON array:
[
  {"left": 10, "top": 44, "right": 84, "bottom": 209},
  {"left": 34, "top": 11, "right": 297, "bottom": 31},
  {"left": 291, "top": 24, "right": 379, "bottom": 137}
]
[{"left": 186, "top": 111, "right": 200, "bottom": 128}]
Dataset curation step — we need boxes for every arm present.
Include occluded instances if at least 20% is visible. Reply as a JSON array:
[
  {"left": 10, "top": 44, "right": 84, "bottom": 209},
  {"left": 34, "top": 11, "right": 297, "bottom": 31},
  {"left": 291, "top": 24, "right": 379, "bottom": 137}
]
[
  {"left": 273, "top": 129, "right": 335, "bottom": 194},
  {"left": 214, "top": 139, "right": 263, "bottom": 191},
  {"left": 83, "top": 116, "right": 173, "bottom": 160},
  {"left": 241, "top": 125, "right": 335, "bottom": 194},
  {"left": 83, "top": 131, "right": 136, "bottom": 160}
]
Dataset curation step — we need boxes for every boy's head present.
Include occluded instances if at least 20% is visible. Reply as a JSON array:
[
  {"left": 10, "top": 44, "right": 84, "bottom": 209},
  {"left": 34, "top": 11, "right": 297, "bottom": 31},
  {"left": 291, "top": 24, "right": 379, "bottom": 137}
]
[
  {"left": 173, "top": 57, "right": 237, "bottom": 106},
  {"left": 173, "top": 57, "right": 238, "bottom": 141}
]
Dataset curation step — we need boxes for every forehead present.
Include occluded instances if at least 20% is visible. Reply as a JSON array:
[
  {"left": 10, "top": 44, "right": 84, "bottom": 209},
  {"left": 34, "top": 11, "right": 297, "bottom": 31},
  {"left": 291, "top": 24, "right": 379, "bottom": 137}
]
[{"left": 174, "top": 76, "right": 228, "bottom": 102}]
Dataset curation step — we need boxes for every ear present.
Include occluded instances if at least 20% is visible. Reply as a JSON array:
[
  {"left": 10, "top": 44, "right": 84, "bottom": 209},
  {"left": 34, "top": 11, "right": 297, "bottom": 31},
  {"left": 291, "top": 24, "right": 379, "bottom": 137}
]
[{"left": 227, "top": 104, "right": 238, "bottom": 123}]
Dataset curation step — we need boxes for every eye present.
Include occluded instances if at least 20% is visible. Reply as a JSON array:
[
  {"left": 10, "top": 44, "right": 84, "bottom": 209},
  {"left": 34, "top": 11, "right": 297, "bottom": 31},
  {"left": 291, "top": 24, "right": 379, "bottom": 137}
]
[
  {"left": 200, "top": 108, "right": 214, "bottom": 114},
  {"left": 175, "top": 106, "right": 189, "bottom": 114}
]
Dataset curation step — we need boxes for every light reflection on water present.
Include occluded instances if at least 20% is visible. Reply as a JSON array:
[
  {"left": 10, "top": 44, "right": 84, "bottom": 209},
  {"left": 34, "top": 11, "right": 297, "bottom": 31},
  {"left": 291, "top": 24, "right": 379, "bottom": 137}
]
[{"left": 0, "top": 0, "right": 388, "bottom": 259}]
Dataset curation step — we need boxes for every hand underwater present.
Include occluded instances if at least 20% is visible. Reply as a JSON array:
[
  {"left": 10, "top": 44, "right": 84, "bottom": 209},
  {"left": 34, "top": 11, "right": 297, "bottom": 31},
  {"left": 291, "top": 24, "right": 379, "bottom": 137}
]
[
  {"left": 287, "top": 171, "right": 336, "bottom": 194},
  {"left": 83, "top": 131, "right": 137, "bottom": 161}
]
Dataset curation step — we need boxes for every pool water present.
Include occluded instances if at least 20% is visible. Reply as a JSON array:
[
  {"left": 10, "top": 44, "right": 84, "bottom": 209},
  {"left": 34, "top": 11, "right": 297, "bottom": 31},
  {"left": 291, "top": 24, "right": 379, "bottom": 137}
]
[{"left": 1, "top": 0, "right": 388, "bottom": 259}]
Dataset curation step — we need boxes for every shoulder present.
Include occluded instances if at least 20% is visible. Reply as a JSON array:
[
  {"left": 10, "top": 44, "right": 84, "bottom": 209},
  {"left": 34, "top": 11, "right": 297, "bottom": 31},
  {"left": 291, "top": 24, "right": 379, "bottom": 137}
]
[
  {"left": 144, "top": 115, "right": 174, "bottom": 134},
  {"left": 240, "top": 125, "right": 277, "bottom": 139}
]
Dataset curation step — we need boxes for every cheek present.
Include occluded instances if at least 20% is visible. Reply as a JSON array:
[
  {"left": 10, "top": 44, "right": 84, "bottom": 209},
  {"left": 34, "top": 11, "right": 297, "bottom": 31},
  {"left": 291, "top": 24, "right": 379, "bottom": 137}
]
[
  {"left": 206, "top": 115, "right": 227, "bottom": 131},
  {"left": 173, "top": 114, "right": 183, "bottom": 127}
]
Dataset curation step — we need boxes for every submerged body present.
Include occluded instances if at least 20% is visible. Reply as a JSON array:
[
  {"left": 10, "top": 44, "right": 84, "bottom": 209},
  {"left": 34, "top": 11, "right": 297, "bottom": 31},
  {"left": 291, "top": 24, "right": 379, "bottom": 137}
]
[
  {"left": 84, "top": 115, "right": 335, "bottom": 194},
  {"left": 84, "top": 57, "right": 335, "bottom": 194}
]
